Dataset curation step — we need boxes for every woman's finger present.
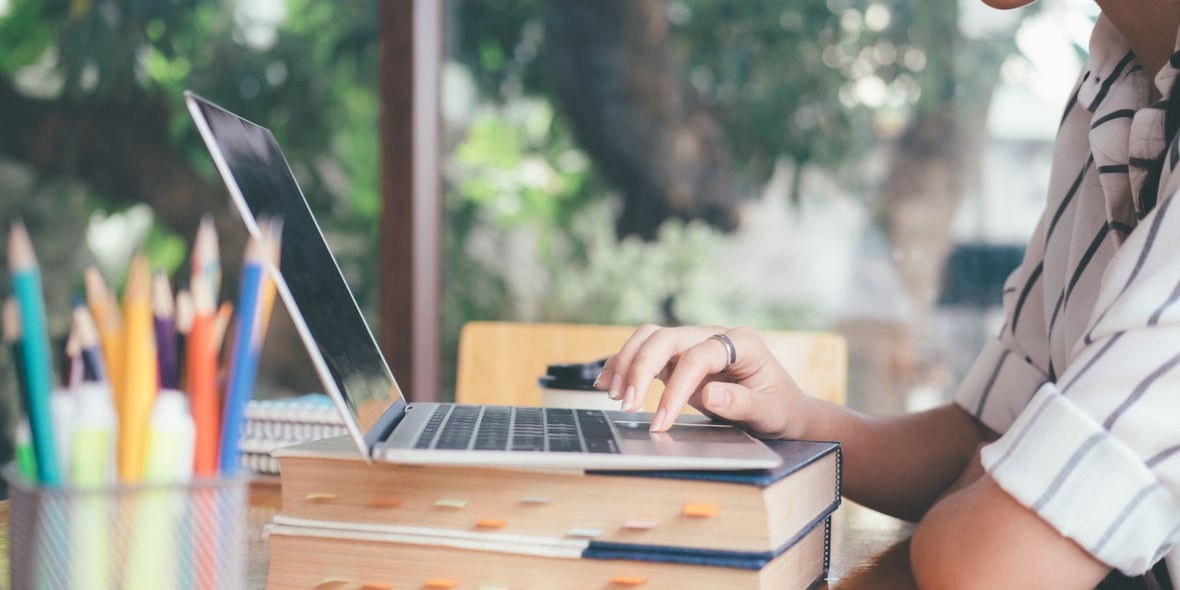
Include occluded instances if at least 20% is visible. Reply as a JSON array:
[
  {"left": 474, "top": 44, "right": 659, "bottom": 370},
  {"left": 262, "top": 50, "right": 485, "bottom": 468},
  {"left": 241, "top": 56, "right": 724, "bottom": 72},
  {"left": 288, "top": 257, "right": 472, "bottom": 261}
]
[
  {"left": 596, "top": 324, "right": 662, "bottom": 400},
  {"left": 649, "top": 335, "right": 734, "bottom": 430},
  {"left": 621, "top": 326, "right": 721, "bottom": 414}
]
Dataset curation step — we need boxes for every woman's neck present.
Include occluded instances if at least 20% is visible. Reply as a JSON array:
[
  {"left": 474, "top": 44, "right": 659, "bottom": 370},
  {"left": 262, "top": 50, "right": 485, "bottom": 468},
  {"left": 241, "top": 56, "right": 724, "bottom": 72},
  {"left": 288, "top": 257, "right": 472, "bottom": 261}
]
[{"left": 1097, "top": 0, "right": 1180, "bottom": 82}]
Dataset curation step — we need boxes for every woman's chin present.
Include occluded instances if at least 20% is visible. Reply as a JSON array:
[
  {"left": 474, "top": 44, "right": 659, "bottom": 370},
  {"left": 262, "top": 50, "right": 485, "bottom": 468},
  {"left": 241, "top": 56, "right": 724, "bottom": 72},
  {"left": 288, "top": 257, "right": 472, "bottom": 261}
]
[{"left": 979, "top": 0, "right": 1038, "bottom": 9}]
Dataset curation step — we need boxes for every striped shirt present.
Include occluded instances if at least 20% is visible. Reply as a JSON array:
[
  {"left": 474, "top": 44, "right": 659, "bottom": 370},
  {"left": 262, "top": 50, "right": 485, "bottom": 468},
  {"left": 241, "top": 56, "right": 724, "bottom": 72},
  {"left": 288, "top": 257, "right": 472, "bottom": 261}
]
[{"left": 954, "top": 15, "right": 1180, "bottom": 582}]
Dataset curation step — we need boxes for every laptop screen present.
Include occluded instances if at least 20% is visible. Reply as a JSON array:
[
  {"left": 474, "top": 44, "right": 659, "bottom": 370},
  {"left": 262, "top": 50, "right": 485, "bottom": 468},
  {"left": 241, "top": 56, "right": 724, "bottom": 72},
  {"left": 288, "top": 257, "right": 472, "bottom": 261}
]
[{"left": 185, "top": 92, "right": 404, "bottom": 450}]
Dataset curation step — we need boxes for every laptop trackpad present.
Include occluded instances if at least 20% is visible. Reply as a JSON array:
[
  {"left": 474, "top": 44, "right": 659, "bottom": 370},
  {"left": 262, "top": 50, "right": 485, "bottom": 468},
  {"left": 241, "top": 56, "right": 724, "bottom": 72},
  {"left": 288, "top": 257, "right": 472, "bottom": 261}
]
[{"left": 611, "top": 419, "right": 761, "bottom": 457}]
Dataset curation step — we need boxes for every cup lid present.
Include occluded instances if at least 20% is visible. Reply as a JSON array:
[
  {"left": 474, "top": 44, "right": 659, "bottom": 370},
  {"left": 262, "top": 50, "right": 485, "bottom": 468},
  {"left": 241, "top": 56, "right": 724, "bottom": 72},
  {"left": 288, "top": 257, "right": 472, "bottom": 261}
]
[{"left": 538, "top": 357, "right": 607, "bottom": 391}]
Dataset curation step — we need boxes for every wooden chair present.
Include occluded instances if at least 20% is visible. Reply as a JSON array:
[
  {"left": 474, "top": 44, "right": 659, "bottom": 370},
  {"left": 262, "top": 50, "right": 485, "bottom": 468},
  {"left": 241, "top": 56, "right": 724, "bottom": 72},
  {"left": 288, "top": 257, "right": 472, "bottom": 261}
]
[{"left": 454, "top": 321, "right": 846, "bottom": 412}]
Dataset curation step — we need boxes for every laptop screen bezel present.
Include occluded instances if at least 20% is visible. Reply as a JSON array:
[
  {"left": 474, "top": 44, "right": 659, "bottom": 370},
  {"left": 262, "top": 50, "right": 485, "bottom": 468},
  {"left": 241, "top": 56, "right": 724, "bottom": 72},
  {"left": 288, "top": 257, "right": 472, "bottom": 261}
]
[{"left": 184, "top": 90, "right": 405, "bottom": 459}]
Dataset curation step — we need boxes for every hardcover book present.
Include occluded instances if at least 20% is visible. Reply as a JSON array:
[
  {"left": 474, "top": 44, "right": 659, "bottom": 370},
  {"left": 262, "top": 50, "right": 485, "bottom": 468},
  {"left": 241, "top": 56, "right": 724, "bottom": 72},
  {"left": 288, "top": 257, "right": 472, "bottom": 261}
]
[
  {"left": 265, "top": 514, "right": 832, "bottom": 590},
  {"left": 272, "top": 436, "right": 841, "bottom": 554}
]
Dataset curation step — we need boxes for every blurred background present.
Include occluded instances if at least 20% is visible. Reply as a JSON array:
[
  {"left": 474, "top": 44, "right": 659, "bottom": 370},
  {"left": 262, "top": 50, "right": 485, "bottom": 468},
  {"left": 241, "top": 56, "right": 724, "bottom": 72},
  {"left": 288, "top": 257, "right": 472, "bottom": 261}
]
[{"left": 0, "top": 0, "right": 1096, "bottom": 472}]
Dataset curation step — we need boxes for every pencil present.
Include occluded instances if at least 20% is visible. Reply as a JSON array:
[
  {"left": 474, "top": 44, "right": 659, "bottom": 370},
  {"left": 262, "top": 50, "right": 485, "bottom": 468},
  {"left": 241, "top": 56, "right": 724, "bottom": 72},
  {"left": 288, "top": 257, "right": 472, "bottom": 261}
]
[
  {"left": 152, "top": 270, "right": 179, "bottom": 391},
  {"left": 85, "top": 266, "right": 124, "bottom": 407},
  {"left": 118, "top": 254, "right": 158, "bottom": 483},
  {"left": 175, "top": 288, "right": 193, "bottom": 391},
  {"left": 192, "top": 215, "right": 221, "bottom": 305},
  {"left": 8, "top": 221, "right": 61, "bottom": 485},
  {"left": 218, "top": 232, "right": 269, "bottom": 474},
  {"left": 65, "top": 326, "right": 83, "bottom": 388},
  {"left": 189, "top": 278, "right": 220, "bottom": 476},
  {"left": 4, "top": 296, "right": 29, "bottom": 412},
  {"left": 73, "top": 303, "right": 107, "bottom": 383}
]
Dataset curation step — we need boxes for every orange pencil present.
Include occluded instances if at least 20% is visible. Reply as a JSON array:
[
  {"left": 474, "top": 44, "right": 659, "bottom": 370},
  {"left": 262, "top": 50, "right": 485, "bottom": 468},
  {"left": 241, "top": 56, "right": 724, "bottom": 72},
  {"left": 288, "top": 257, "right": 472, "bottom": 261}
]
[
  {"left": 85, "top": 267, "right": 123, "bottom": 407},
  {"left": 118, "top": 254, "right": 157, "bottom": 483},
  {"left": 188, "top": 279, "right": 220, "bottom": 476}
]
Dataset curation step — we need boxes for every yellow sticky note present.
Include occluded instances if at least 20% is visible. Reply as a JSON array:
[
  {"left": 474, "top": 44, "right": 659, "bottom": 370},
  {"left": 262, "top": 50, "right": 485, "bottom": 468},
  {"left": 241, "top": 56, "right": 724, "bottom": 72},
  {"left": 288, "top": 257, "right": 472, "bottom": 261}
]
[
  {"left": 622, "top": 520, "right": 658, "bottom": 530},
  {"left": 681, "top": 502, "right": 719, "bottom": 517},
  {"left": 314, "top": 577, "right": 352, "bottom": 588},
  {"left": 304, "top": 492, "right": 341, "bottom": 503},
  {"left": 609, "top": 575, "right": 648, "bottom": 586},
  {"left": 434, "top": 498, "right": 468, "bottom": 509}
]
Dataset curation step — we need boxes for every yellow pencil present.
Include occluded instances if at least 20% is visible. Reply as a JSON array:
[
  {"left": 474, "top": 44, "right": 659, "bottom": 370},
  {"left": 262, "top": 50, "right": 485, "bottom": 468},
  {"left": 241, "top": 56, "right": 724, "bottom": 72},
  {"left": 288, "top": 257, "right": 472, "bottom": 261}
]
[
  {"left": 85, "top": 267, "right": 124, "bottom": 408},
  {"left": 118, "top": 254, "right": 158, "bottom": 483}
]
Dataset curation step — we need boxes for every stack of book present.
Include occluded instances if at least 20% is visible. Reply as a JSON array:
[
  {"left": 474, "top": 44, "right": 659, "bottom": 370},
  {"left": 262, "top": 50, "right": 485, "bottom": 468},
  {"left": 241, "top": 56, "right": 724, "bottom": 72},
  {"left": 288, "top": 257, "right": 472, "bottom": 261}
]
[{"left": 265, "top": 436, "right": 841, "bottom": 589}]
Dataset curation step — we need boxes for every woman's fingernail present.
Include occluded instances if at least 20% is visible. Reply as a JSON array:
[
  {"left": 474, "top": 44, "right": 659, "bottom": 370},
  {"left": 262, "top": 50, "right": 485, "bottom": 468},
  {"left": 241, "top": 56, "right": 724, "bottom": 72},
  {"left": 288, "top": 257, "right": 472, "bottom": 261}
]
[
  {"left": 623, "top": 385, "right": 636, "bottom": 411},
  {"left": 593, "top": 370, "right": 607, "bottom": 389},
  {"left": 706, "top": 386, "right": 731, "bottom": 410},
  {"left": 608, "top": 374, "right": 623, "bottom": 400},
  {"left": 650, "top": 408, "right": 667, "bottom": 432}
]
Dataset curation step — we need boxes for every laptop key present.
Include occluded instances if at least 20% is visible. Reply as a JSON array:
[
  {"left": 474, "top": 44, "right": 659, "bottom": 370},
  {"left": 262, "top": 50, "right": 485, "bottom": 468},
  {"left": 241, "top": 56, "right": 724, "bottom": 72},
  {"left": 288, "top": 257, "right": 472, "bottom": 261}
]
[
  {"left": 435, "top": 405, "right": 480, "bottom": 450},
  {"left": 576, "top": 410, "right": 619, "bottom": 454},
  {"left": 473, "top": 406, "right": 511, "bottom": 450},
  {"left": 414, "top": 406, "right": 451, "bottom": 449},
  {"left": 511, "top": 407, "right": 545, "bottom": 451}
]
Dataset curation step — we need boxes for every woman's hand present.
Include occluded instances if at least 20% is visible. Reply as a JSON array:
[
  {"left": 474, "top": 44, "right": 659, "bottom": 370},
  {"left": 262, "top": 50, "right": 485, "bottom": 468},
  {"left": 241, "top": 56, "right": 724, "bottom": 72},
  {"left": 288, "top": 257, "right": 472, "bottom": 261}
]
[{"left": 594, "top": 324, "right": 813, "bottom": 435}]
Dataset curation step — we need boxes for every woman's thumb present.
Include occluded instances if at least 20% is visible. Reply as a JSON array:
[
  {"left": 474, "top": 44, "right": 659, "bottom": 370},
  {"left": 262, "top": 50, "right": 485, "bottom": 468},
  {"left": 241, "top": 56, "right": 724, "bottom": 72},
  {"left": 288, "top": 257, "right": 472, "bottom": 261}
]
[{"left": 701, "top": 382, "right": 750, "bottom": 419}]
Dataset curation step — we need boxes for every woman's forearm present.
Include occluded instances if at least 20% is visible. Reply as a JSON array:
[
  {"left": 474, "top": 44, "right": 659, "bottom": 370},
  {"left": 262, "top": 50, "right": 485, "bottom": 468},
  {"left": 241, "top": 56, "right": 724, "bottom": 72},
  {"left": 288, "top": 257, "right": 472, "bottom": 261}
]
[{"left": 799, "top": 400, "right": 992, "bottom": 521}]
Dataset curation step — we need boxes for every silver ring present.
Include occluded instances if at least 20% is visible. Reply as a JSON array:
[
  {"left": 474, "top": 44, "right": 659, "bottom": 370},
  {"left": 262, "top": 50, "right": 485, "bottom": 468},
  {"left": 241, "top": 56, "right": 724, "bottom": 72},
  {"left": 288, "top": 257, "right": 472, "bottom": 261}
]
[{"left": 709, "top": 333, "right": 737, "bottom": 370}]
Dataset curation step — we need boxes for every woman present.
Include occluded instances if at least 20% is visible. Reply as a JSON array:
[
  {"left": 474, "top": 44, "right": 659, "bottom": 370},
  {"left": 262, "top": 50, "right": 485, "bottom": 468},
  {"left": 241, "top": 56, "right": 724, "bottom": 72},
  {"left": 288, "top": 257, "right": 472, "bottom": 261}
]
[{"left": 596, "top": 0, "right": 1180, "bottom": 587}]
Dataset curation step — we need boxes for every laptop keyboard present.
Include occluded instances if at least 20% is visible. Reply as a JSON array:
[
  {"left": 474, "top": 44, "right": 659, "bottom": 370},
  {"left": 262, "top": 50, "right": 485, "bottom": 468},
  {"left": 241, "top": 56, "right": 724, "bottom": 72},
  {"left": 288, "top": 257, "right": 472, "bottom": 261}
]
[{"left": 413, "top": 405, "right": 620, "bottom": 454}]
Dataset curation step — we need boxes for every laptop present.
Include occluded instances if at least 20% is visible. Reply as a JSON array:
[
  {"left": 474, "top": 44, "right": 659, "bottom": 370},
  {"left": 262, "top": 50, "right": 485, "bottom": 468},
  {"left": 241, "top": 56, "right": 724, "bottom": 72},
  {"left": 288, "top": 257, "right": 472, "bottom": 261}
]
[{"left": 184, "top": 91, "right": 783, "bottom": 470}]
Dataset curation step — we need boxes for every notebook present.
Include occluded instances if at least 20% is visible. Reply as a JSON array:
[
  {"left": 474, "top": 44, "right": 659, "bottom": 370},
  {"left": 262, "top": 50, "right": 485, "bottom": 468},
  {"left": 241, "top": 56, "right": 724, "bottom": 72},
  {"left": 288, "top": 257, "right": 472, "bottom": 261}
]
[
  {"left": 184, "top": 91, "right": 784, "bottom": 471},
  {"left": 238, "top": 394, "right": 347, "bottom": 474}
]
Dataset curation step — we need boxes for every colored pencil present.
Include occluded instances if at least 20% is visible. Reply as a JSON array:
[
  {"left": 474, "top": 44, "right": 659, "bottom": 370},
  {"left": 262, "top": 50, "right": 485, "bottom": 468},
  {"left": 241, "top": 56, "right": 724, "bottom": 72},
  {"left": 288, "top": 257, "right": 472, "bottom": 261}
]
[
  {"left": 188, "top": 278, "right": 220, "bottom": 476},
  {"left": 64, "top": 327, "right": 83, "bottom": 388},
  {"left": 8, "top": 221, "right": 61, "bottom": 485},
  {"left": 218, "top": 230, "right": 273, "bottom": 474},
  {"left": 118, "top": 254, "right": 158, "bottom": 483},
  {"left": 192, "top": 215, "right": 221, "bottom": 306},
  {"left": 73, "top": 303, "right": 107, "bottom": 383},
  {"left": 175, "top": 288, "right": 193, "bottom": 391},
  {"left": 85, "top": 266, "right": 124, "bottom": 407},
  {"left": 4, "top": 296, "right": 29, "bottom": 411},
  {"left": 152, "top": 270, "right": 179, "bottom": 391}
]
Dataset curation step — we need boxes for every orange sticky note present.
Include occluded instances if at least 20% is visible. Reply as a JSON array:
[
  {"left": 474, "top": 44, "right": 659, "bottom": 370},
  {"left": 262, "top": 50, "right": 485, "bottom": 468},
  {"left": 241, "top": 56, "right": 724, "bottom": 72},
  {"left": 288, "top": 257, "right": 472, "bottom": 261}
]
[
  {"left": 476, "top": 518, "right": 508, "bottom": 529},
  {"left": 681, "top": 502, "right": 719, "bottom": 517},
  {"left": 609, "top": 575, "right": 648, "bottom": 586},
  {"left": 314, "top": 577, "right": 352, "bottom": 588},
  {"left": 360, "top": 582, "right": 394, "bottom": 590},
  {"left": 368, "top": 497, "right": 404, "bottom": 508},
  {"left": 424, "top": 579, "right": 459, "bottom": 588}
]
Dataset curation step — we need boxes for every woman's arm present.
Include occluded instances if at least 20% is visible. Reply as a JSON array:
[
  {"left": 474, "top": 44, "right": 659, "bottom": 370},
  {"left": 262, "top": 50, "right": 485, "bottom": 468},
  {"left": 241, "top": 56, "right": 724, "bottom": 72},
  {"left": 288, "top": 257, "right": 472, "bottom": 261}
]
[{"left": 912, "top": 474, "right": 1109, "bottom": 589}]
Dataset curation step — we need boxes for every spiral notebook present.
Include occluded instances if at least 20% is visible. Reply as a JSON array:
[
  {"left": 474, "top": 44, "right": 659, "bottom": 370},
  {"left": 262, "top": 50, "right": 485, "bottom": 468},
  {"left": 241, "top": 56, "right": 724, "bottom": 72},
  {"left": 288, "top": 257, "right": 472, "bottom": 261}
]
[{"left": 238, "top": 393, "right": 347, "bottom": 475}]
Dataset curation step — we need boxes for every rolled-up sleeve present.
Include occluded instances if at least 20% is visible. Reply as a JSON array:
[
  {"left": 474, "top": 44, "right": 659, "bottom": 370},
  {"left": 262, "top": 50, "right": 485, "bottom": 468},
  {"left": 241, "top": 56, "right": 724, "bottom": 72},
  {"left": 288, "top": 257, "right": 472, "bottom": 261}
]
[{"left": 967, "top": 191, "right": 1180, "bottom": 575}]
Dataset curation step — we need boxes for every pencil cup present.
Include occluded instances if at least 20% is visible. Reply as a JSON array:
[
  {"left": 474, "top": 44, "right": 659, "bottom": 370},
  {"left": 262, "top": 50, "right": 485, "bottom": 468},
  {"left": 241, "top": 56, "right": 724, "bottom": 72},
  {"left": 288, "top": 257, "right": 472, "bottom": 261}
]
[{"left": 5, "top": 466, "right": 250, "bottom": 590}]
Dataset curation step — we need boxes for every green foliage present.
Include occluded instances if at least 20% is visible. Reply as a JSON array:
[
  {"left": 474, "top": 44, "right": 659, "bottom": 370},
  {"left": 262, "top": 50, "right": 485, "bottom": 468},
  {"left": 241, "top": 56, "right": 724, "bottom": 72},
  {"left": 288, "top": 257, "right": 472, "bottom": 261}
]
[{"left": 0, "top": 0, "right": 382, "bottom": 305}]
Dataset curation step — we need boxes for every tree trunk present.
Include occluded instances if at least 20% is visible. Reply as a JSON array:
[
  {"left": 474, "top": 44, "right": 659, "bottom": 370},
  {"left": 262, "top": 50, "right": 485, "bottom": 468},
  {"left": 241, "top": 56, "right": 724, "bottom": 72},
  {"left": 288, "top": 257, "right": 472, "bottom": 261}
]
[{"left": 546, "top": 0, "right": 739, "bottom": 239}]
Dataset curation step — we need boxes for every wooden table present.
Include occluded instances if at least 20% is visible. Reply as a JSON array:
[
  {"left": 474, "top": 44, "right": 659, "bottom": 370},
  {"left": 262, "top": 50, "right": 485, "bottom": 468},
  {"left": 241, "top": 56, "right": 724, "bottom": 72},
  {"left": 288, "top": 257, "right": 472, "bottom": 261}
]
[{"left": 246, "top": 481, "right": 917, "bottom": 590}]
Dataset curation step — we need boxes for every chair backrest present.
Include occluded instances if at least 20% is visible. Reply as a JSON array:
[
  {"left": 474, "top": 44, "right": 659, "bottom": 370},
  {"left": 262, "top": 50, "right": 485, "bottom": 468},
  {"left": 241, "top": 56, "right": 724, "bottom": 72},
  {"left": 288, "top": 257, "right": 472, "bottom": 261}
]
[{"left": 454, "top": 321, "right": 846, "bottom": 412}]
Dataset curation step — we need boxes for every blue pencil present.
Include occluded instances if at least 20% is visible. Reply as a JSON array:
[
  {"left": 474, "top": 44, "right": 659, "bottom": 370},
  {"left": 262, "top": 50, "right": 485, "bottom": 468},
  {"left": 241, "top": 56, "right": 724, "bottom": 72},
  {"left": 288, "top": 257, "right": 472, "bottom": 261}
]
[
  {"left": 217, "top": 234, "right": 266, "bottom": 474},
  {"left": 8, "top": 221, "right": 61, "bottom": 485}
]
